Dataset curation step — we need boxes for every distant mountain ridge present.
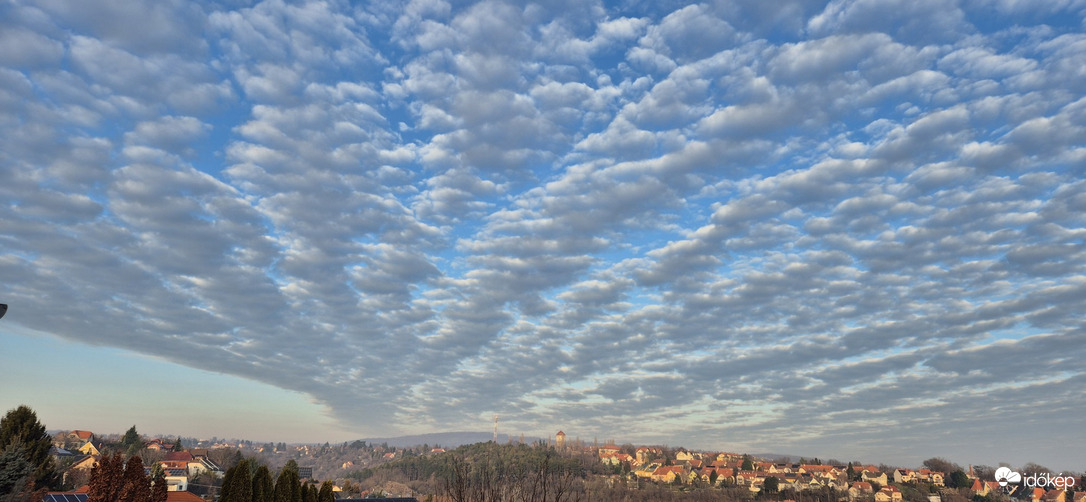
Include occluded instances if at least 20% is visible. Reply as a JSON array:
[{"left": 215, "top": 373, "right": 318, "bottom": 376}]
[{"left": 360, "top": 431, "right": 544, "bottom": 448}]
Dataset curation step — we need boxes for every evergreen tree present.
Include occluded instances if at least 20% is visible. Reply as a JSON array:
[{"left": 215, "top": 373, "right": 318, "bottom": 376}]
[
  {"left": 150, "top": 465, "right": 168, "bottom": 502},
  {"left": 88, "top": 453, "right": 126, "bottom": 502},
  {"left": 273, "top": 462, "right": 300, "bottom": 502},
  {"left": 0, "top": 444, "right": 40, "bottom": 502},
  {"left": 171, "top": 438, "right": 183, "bottom": 452},
  {"left": 121, "top": 426, "right": 143, "bottom": 455},
  {"left": 0, "top": 405, "right": 56, "bottom": 491},
  {"left": 317, "top": 481, "right": 335, "bottom": 502},
  {"left": 221, "top": 459, "right": 253, "bottom": 502},
  {"left": 300, "top": 483, "right": 315, "bottom": 502},
  {"left": 119, "top": 456, "right": 150, "bottom": 502},
  {"left": 252, "top": 465, "right": 273, "bottom": 502}
]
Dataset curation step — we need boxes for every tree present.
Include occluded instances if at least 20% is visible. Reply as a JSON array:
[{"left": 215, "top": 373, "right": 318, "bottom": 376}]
[
  {"left": 922, "top": 458, "right": 961, "bottom": 475},
  {"left": 0, "top": 444, "right": 43, "bottom": 502},
  {"left": 301, "top": 483, "right": 316, "bottom": 502},
  {"left": 0, "top": 405, "right": 56, "bottom": 491},
  {"left": 764, "top": 476, "right": 780, "bottom": 493},
  {"left": 171, "top": 438, "right": 183, "bottom": 453},
  {"left": 948, "top": 470, "right": 970, "bottom": 489},
  {"left": 709, "top": 470, "right": 719, "bottom": 486},
  {"left": 88, "top": 453, "right": 126, "bottom": 502},
  {"left": 273, "top": 461, "right": 301, "bottom": 502},
  {"left": 317, "top": 481, "right": 335, "bottom": 502},
  {"left": 221, "top": 459, "right": 253, "bottom": 502},
  {"left": 121, "top": 426, "right": 143, "bottom": 454},
  {"left": 119, "top": 456, "right": 150, "bottom": 502},
  {"left": 252, "top": 465, "right": 273, "bottom": 502},
  {"left": 149, "top": 465, "right": 167, "bottom": 502}
]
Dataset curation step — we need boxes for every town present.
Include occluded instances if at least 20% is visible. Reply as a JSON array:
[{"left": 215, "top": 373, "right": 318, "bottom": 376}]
[{"left": 4, "top": 405, "right": 1079, "bottom": 502}]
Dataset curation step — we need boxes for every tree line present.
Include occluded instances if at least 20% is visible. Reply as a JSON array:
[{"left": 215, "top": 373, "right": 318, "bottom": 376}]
[{"left": 219, "top": 458, "right": 335, "bottom": 502}]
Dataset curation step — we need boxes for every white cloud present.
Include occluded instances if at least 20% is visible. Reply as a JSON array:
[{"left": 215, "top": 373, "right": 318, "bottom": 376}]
[{"left": 2, "top": 0, "right": 1084, "bottom": 469}]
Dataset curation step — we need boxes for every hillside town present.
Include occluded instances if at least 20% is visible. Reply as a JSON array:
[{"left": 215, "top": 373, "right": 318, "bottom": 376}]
[{"left": 24, "top": 423, "right": 1083, "bottom": 502}]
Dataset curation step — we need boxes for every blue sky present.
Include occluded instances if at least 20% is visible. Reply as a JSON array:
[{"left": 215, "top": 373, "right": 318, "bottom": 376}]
[{"left": 1, "top": 0, "right": 1084, "bottom": 470}]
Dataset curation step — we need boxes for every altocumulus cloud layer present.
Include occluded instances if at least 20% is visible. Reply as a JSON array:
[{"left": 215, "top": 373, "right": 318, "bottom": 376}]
[{"left": 2, "top": 0, "right": 1085, "bottom": 466}]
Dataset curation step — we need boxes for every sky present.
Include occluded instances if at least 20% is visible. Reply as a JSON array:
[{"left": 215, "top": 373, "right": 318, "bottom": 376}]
[{"left": 0, "top": 0, "right": 1084, "bottom": 471}]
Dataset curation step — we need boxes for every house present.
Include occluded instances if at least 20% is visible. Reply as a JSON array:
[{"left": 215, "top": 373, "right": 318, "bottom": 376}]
[
  {"left": 165, "top": 475, "right": 188, "bottom": 492},
  {"left": 601, "top": 453, "right": 632, "bottom": 466},
  {"left": 1072, "top": 492, "right": 1086, "bottom": 502},
  {"left": 186, "top": 456, "right": 222, "bottom": 478},
  {"left": 875, "top": 486, "right": 902, "bottom": 502},
  {"left": 77, "top": 442, "right": 100, "bottom": 456},
  {"left": 736, "top": 470, "right": 764, "bottom": 486},
  {"left": 599, "top": 444, "right": 621, "bottom": 455},
  {"left": 69, "top": 456, "right": 98, "bottom": 472},
  {"left": 67, "top": 431, "right": 95, "bottom": 444},
  {"left": 165, "top": 492, "right": 205, "bottom": 502},
  {"left": 849, "top": 482, "right": 874, "bottom": 500},
  {"left": 917, "top": 469, "right": 945, "bottom": 486},
  {"left": 802, "top": 465, "right": 838, "bottom": 476},
  {"left": 861, "top": 469, "right": 888, "bottom": 485},
  {"left": 1042, "top": 490, "right": 1067, "bottom": 502},
  {"left": 145, "top": 439, "right": 166, "bottom": 451},
  {"left": 970, "top": 479, "right": 1003, "bottom": 497},
  {"left": 895, "top": 469, "right": 917, "bottom": 484},
  {"left": 651, "top": 465, "right": 686, "bottom": 484}
]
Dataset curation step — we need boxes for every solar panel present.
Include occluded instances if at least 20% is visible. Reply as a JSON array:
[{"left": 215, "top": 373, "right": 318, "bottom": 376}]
[{"left": 42, "top": 494, "right": 87, "bottom": 502}]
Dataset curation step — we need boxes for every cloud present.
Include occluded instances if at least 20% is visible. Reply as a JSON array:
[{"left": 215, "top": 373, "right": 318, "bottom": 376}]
[{"left": 2, "top": 0, "right": 1084, "bottom": 469}]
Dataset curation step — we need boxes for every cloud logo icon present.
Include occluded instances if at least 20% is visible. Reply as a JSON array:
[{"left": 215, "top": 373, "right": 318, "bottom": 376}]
[{"left": 995, "top": 467, "right": 1022, "bottom": 487}]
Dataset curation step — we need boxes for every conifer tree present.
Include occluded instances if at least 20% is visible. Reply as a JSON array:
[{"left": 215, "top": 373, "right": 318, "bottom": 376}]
[
  {"left": 150, "top": 468, "right": 168, "bottom": 502},
  {"left": 87, "top": 453, "right": 125, "bottom": 502},
  {"left": 317, "top": 480, "right": 335, "bottom": 502},
  {"left": 221, "top": 459, "right": 253, "bottom": 502},
  {"left": 252, "top": 465, "right": 273, "bottom": 502},
  {"left": 119, "top": 456, "right": 150, "bottom": 502},
  {"left": 273, "top": 462, "right": 300, "bottom": 502},
  {"left": 0, "top": 405, "right": 56, "bottom": 491}
]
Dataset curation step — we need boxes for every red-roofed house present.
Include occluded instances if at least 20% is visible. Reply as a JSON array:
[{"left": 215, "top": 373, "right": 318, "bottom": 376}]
[
  {"left": 875, "top": 486, "right": 902, "bottom": 502},
  {"left": 164, "top": 452, "right": 193, "bottom": 462},
  {"left": 849, "top": 482, "right": 874, "bottom": 500},
  {"left": 67, "top": 431, "right": 94, "bottom": 443},
  {"left": 970, "top": 479, "right": 999, "bottom": 497},
  {"left": 651, "top": 465, "right": 686, "bottom": 484},
  {"left": 166, "top": 491, "right": 205, "bottom": 502}
]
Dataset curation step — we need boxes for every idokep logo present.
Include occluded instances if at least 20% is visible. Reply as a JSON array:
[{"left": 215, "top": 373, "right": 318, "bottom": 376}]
[
  {"left": 995, "top": 467, "right": 1021, "bottom": 487},
  {"left": 994, "top": 467, "right": 1076, "bottom": 489}
]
